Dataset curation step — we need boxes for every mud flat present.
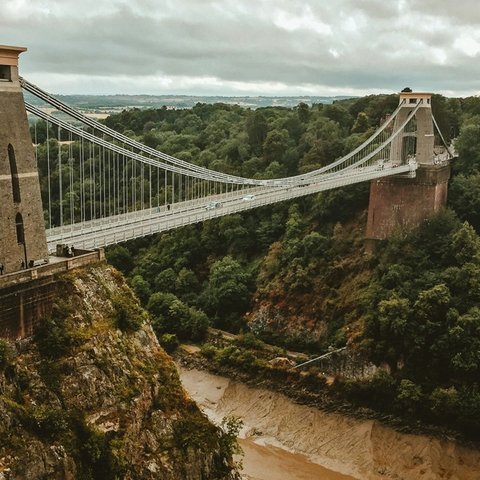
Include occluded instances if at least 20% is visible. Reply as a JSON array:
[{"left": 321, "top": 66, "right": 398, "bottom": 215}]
[{"left": 179, "top": 366, "right": 480, "bottom": 480}]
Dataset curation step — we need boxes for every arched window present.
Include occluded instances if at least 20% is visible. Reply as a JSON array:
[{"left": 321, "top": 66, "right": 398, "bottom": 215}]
[
  {"left": 8, "top": 144, "right": 21, "bottom": 203},
  {"left": 15, "top": 213, "right": 25, "bottom": 244}
]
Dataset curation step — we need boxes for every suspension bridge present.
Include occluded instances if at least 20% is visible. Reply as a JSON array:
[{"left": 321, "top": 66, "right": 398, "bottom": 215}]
[
  {"left": 0, "top": 44, "right": 454, "bottom": 340},
  {"left": 1, "top": 45, "right": 453, "bottom": 270},
  {"left": 21, "top": 80, "right": 453, "bottom": 253}
]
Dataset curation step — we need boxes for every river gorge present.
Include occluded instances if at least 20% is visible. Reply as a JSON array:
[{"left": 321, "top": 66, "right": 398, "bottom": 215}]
[{"left": 179, "top": 367, "right": 480, "bottom": 480}]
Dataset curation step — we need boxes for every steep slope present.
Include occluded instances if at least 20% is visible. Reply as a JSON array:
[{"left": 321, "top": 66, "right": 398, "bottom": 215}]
[
  {"left": 0, "top": 263, "right": 238, "bottom": 480},
  {"left": 249, "top": 212, "right": 372, "bottom": 349}
]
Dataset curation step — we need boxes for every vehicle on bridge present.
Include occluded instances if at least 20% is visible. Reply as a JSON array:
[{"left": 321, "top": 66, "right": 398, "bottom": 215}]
[
  {"left": 242, "top": 194, "right": 256, "bottom": 201},
  {"left": 205, "top": 201, "right": 222, "bottom": 210}
]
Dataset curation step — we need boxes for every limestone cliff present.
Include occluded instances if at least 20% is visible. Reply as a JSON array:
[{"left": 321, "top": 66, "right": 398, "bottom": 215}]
[{"left": 0, "top": 263, "right": 238, "bottom": 480}]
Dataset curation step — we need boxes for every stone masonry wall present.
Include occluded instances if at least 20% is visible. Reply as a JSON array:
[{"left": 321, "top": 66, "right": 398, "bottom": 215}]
[
  {"left": 0, "top": 250, "right": 105, "bottom": 340},
  {"left": 0, "top": 63, "right": 49, "bottom": 274},
  {"left": 366, "top": 164, "right": 450, "bottom": 241}
]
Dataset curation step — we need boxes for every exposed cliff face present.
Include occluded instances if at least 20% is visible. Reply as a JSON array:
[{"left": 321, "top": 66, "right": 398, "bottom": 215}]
[
  {"left": 248, "top": 217, "right": 371, "bottom": 347},
  {"left": 0, "top": 263, "right": 238, "bottom": 480}
]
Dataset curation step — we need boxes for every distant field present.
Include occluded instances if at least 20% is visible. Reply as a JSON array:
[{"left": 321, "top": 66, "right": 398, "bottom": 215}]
[{"left": 23, "top": 91, "right": 355, "bottom": 111}]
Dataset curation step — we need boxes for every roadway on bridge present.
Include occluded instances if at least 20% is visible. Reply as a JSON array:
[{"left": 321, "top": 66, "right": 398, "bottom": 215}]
[{"left": 46, "top": 162, "right": 414, "bottom": 251}]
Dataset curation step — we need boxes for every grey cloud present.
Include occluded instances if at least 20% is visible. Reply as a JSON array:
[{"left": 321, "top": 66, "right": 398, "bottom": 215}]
[
  {"left": 1, "top": 0, "right": 479, "bottom": 96},
  {"left": 406, "top": 0, "right": 480, "bottom": 25}
]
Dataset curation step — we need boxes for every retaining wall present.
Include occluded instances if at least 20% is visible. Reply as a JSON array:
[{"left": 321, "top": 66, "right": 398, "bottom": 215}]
[{"left": 0, "top": 249, "right": 105, "bottom": 340}]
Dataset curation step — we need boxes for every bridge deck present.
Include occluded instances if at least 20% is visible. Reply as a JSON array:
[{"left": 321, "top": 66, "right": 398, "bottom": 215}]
[{"left": 46, "top": 163, "right": 415, "bottom": 251}]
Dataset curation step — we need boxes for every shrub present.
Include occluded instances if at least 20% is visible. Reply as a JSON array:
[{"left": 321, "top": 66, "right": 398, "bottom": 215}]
[
  {"left": 429, "top": 386, "right": 459, "bottom": 421},
  {"left": 235, "top": 332, "right": 262, "bottom": 349},
  {"left": 0, "top": 338, "right": 13, "bottom": 371},
  {"left": 342, "top": 370, "right": 397, "bottom": 410},
  {"left": 34, "top": 311, "right": 75, "bottom": 359},
  {"left": 300, "top": 370, "right": 328, "bottom": 390},
  {"left": 129, "top": 274, "right": 151, "bottom": 304},
  {"left": 219, "top": 416, "right": 243, "bottom": 460},
  {"left": 38, "top": 360, "right": 65, "bottom": 392},
  {"left": 200, "top": 343, "right": 217, "bottom": 360},
  {"left": 66, "top": 411, "right": 126, "bottom": 480},
  {"left": 395, "top": 379, "right": 423, "bottom": 415},
  {"left": 28, "top": 405, "right": 69, "bottom": 440},
  {"left": 112, "top": 293, "right": 146, "bottom": 332},
  {"left": 172, "top": 408, "right": 218, "bottom": 450},
  {"left": 159, "top": 333, "right": 180, "bottom": 353},
  {"left": 456, "top": 383, "right": 480, "bottom": 437},
  {"left": 215, "top": 346, "right": 257, "bottom": 370}
]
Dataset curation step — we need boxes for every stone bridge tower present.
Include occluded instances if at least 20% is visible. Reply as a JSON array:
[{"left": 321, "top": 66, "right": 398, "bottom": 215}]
[
  {"left": 0, "top": 45, "right": 48, "bottom": 274},
  {"left": 365, "top": 91, "right": 451, "bottom": 245}
]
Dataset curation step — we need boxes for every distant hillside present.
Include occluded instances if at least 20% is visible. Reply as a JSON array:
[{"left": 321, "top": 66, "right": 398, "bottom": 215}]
[{"left": 23, "top": 92, "right": 355, "bottom": 111}]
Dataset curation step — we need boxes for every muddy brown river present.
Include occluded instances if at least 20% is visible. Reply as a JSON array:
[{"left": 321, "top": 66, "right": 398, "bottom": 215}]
[
  {"left": 239, "top": 438, "right": 355, "bottom": 480},
  {"left": 178, "top": 366, "right": 480, "bottom": 480}
]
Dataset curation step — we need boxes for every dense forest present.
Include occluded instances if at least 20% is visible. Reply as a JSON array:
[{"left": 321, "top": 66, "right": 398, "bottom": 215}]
[{"left": 35, "top": 92, "right": 480, "bottom": 438}]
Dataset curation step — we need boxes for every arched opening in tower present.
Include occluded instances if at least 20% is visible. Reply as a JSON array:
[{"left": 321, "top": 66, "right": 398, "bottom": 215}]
[
  {"left": 15, "top": 213, "right": 25, "bottom": 244},
  {"left": 8, "top": 144, "right": 21, "bottom": 203}
]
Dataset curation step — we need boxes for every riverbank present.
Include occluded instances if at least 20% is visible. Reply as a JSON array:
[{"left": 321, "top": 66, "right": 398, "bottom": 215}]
[
  {"left": 179, "top": 366, "right": 480, "bottom": 480},
  {"left": 175, "top": 340, "right": 468, "bottom": 443}
]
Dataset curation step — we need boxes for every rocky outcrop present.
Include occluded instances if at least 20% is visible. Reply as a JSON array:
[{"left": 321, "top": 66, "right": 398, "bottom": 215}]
[{"left": 0, "top": 264, "right": 238, "bottom": 480}]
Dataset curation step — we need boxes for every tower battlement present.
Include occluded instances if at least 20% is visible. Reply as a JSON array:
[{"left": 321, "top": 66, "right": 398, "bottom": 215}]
[{"left": 399, "top": 91, "right": 432, "bottom": 108}]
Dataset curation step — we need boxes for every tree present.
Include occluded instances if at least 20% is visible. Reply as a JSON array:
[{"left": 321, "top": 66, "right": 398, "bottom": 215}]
[
  {"left": 351, "top": 112, "right": 369, "bottom": 133},
  {"left": 255, "top": 212, "right": 285, "bottom": 249},
  {"left": 451, "top": 222, "right": 480, "bottom": 264},
  {"left": 105, "top": 245, "right": 133, "bottom": 274},
  {"left": 284, "top": 204, "right": 304, "bottom": 240},
  {"left": 147, "top": 292, "right": 209, "bottom": 341},
  {"left": 299, "top": 118, "right": 345, "bottom": 170},
  {"left": 323, "top": 104, "right": 354, "bottom": 131},
  {"left": 154, "top": 268, "right": 177, "bottom": 293},
  {"left": 282, "top": 114, "right": 304, "bottom": 144},
  {"left": 396, "top": 379, "right": 422, "bottom": 414},
  {"left": 454, "top": 120, "right": 480, "bottom": 175},
  {"left": 262, "top": 129, "right": 291, "bottom": 165},
  {"left": 129, "top": 274, "right": 151, "bottom": 304},
  {"left": 201, "top": 256, "right": 251, "bottom": 330},
  {"left": 449, "top": 175, "right": 480, "bottom": 232},
  {"left": 296, "top": 102, "right": 310, "bottom": 123},
  {"left": 449, "top": 308, "right": 480, "bottom": 374},
  {"left": 246, "top": 110, "right": 268, "bottom": 155},
  {"left": 374, "top": 295, "right": 411, "bottom": 372},
  {"left": 414, "top": 284, "right": 451, "bottom": 324},
  {"left": 218, "top": 215, "right": 254, "bottom": 255},
  {"left": 175, "top": 267, "right": 200, "bottom": 302}
]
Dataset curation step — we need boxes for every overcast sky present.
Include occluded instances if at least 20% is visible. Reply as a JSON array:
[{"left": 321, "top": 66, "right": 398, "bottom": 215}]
[{"left": 2, "top": 0, "right": 480, "bottom": 97}]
